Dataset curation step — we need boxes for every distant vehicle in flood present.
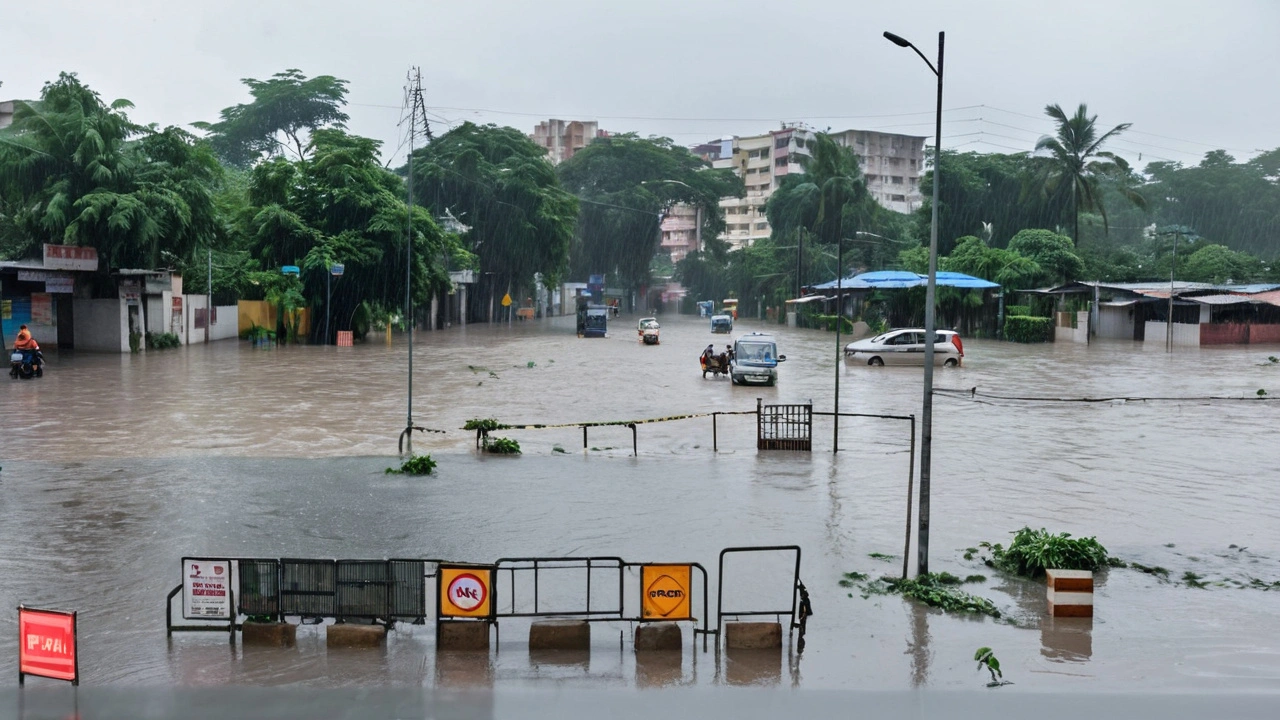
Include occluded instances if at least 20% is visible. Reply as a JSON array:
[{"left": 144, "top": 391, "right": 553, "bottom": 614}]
[
  {"left": 638, "top": 317, "right": 660, "bottom": 345},
  {"left": 710, "top": 314, "right": 733, "bottom": 333},
  {"left": 576, "top": 296, "right": 608, "bottom": 338},
  {"left": 844, "top": 328, "right": 964, "bottom": 366}
]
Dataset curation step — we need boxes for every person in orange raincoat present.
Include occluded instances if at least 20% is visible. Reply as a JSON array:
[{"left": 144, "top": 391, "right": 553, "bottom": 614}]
[{"left": 14, "top": 324, "right": 39, "bottom": 351}]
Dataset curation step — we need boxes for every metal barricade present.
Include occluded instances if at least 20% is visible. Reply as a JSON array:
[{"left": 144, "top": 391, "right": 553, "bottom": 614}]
[
  {"left": 757, "top": 399, "right": 813, "bottom": 451},
  {"left": 716, "top": 545, "right": 803, "bottom": 647},
  {"left": 280, "top": 559, "right": 336, "bottom": 619},
  {"left": 238, "top": 558, "right": 281, "bottom": 620}
]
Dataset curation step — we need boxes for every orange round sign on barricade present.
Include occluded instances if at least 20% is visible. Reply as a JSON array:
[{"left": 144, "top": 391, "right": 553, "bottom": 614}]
[
  {"left": 439, "top": 566, "right": 493, "bottom": 618},
  {"left": 641, "top": 564, "right": 693, "bottom": 620}
]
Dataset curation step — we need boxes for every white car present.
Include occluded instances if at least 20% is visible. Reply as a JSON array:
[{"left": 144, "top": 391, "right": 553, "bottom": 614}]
[{"left": 844, "top": 329, "right": 964, "bottom": 367}]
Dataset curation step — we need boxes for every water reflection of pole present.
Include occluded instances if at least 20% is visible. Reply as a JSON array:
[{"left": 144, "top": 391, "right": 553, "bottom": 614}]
[
  {"left": 908, "top": 603, "right": 931, "bottom": 687},
  {"left": 833, "top": 235, "right": 843, "bottom": 452}
]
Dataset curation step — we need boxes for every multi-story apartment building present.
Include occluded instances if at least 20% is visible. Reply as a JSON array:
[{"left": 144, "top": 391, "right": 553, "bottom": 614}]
[
  {"left": 829, "top": 129, "right": 927, "bottom": 214},
  {"left": 706, "top": 125, "right": 927, "bottom": 250},
  {"left": 0, "top": 100, "right": 15, "bottom": 130},
  {"left": 658, "top": 203, "right": 700, "bottom": 262},
  {"left": 530, "top": 118, "right": 608, "bottom": 164}
]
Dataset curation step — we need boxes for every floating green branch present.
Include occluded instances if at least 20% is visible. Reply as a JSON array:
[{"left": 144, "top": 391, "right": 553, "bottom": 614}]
[{"left": 854, "top": 573, "right": 1000, "bottom": 618}]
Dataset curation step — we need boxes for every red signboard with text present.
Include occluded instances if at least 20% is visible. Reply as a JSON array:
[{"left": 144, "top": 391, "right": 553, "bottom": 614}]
[{"left": 18, "top": 606, "right": 79, "bottom": 685}]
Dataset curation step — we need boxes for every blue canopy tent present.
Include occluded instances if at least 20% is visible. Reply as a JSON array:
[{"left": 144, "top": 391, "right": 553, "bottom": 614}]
[
  {"left": 799, "top": 271, "right": 1001, "bottom": 333},
  {"left": 808, "top": 270, "right": 999, "bottom": 291}
]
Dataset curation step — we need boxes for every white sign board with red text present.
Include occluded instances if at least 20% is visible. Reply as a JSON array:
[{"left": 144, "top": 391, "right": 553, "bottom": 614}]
[
  {"left": 182, "top": 558, "right": 232, "bottom": 620},
  {"left": 42, "top": 243, "right": 99, "bottom": 272}
]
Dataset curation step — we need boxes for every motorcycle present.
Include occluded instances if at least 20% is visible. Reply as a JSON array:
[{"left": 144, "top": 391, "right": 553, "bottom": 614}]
[
  {"left": 10, "top": 349, "right": 44, "bottom": 380},
  {"left": 700, "top": 353, "right": 730, "bottom": 379}
]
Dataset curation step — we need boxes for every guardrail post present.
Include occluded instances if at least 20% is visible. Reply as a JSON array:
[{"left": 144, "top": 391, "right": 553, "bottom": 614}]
[
  {"left": 583, "top": 426, "right": 588, "bottom": 450},
  {"left": 713, "top": 413, "right": 718, "bottom": 452},
  {"left": 629, "top": 423, "right": 637, "bottom": 457}
]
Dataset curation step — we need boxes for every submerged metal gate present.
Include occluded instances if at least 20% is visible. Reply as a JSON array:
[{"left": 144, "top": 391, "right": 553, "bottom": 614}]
[{"left": 756, "top": 399, "right": 812, "bottom": 451}]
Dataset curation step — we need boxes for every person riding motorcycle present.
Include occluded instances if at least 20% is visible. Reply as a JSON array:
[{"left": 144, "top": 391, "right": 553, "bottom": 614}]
[
  {"left": 11, "top": 324, "right": 44, "bottom": 379},
  {"left": 14, "top": 324, "right": 39, "bottom": 352}
]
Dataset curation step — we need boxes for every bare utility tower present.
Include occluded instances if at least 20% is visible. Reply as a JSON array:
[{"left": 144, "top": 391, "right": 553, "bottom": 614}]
[{"left": 399, "top": 67, "right": 433, "bottom": 454}]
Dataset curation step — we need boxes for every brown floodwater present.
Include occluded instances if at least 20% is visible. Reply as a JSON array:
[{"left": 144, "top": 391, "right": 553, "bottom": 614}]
[{"left": 1, "top": 313, "right": 1278, "bottom": 692}]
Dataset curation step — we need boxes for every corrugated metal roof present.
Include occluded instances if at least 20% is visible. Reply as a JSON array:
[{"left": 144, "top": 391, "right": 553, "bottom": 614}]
[
  {"left": 1248, "top": 290, "right": 1280, "bottom": 307},
  {"left": 1220, "top": 283, "right": 1280, "bottom": 294},
  {"left": 1185, "top": 294, "right": 1256, "bottom": 305}
]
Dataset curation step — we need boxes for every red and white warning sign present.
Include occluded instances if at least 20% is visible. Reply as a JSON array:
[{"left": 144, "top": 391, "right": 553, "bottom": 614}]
[
  {"left": 182, "top": 558, "right": 232, "bottom": 620},
  {"left": 18, "top": 606, "right": 78, "bottom": 685}
]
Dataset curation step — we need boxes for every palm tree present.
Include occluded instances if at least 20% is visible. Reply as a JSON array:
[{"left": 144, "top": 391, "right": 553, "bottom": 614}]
[{"left": 1035, "top": 103, "right": 1144, "bottom": 246}]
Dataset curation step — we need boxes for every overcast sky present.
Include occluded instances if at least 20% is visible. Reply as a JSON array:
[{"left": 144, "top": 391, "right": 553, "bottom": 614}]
[{"left": 5, "top": 0, "right": 1278, "bottom": 171}]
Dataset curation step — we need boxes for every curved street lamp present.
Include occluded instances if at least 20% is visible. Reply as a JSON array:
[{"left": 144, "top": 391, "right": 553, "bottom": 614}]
[{"left": 884, "top": 29, "right": 944, "bottom": 577}]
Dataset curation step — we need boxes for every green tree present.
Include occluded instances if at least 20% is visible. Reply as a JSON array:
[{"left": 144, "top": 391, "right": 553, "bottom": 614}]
[
  {"left": 1035, "top": 103, "right": 1144, "bottom": 246},
  {"left": 410, "top": 122, "right": 578, "bottom": 309},
  {"left": 195, "top": 69, "right": 349, "bottom": 168},
  {"left": 557, "top": 133, "right": 740, "bottom": 298},
  {"left": 243, "top": 129, "right": 468, "bottom": 342},
  {"left": 1179, "top": 244, "right": 1260, "bottom": 284},
  {"left": 1007, "top": 228, "right": 1083, "bottom": 285},
  {"left": 0, "top": 72, "right": 220, "bottom": 274},
  {"left": 917, "top": 149, "right": 1067, "bottom": 254},
  {"left": 1144, "top": 150, "right": 1280, "bottom": 259}
]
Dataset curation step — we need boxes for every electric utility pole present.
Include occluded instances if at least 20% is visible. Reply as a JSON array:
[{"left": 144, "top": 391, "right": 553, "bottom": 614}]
[{"left": 400, "top": 67, "right": 432, "bottom": 453}]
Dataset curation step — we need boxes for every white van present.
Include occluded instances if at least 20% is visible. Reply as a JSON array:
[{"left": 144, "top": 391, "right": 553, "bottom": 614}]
[{"left": 730, "top": 332, "right": 786, "bottom": 386}]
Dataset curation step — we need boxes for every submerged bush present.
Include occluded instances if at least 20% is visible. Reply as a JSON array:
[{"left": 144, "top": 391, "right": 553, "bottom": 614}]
[
  {"left": 982, "top": 527, "right": 1115, "bottom": 578},
  {"left": 386, "top": 454, "right": 437, "bottom": 475},
  {"left": 463, "top": 418, "right": 505, "bottom": 432},
  {"left": 483, "top": 436, "right": 521, "bottom": 455}
]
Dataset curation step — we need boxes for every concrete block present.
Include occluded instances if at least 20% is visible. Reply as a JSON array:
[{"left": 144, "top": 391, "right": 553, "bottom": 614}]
[
  {"left": 1045, "top": 569, "right": 1094, "bottom": 592},
  {"left": 242, "top": 621, "right": 296, "bottom": 647},
  {"left": 724, "top": 621, "right": 782, "bottom": 650},
  {"left": 635, "top": 623, "right": 682, "bottom": 652},
  {"left": 528, "top": 620, "right": 590, "bottom": 651},
  {"left": 438, "top": 621, "right": 490, "bottom": 651},
  {"left": 326, "top": 623, "right": 387, "bottom": 648}
]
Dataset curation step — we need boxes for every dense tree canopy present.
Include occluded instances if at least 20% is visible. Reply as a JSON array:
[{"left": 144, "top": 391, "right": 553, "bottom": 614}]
[
  {"left": 240, "top": 129, "right": 468, "bottom": 342},
  {"left": 0, "top": 73, "right": 220, "bottom": 274},
  {"left": 410, "top": 122, "right": 578, "bottom": 302},
  {"left": 557, "top": 134, "right": 741, "bottom": 294},
  {"left": 195, "top": 69, "right": 349, "bottom": 169}
]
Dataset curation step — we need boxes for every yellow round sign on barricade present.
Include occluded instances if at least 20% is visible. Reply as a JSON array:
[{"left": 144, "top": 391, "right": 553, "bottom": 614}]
[
  {"left": 641, "top": 564, "right": 692, "bottom": 620},
  {"left": 439, "top": 566, "right": 493, "bottom": 618}
]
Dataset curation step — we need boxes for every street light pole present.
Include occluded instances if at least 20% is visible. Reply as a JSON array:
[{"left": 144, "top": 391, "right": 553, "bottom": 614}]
[{"left": 885, "top": 29, "right": 944, "bottom": 577}]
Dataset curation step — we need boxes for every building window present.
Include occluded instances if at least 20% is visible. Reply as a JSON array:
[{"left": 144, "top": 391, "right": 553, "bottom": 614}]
[
  {"left": 756, "top": 222, "right": 769, "bottom": 230},
  {"left": 890, "top": 194, "right": 906, "bottom": 202},
  {"left": 775, "top": 156, "right": 788, "bottom": 167},
  {"left": 775, "top": 138, "right": 789, "bottom": 149},
  {"left": 891, "top": 176, "right": 904, "bottom": 185}
]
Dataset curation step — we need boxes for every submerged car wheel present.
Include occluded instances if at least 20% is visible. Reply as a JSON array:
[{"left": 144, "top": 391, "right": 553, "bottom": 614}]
[
  {"left": 868, "top": 357, "right": 884, "bottom": 366},
  {"left": 943, "top": 358, "right": 958, "bottom": 367}
]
